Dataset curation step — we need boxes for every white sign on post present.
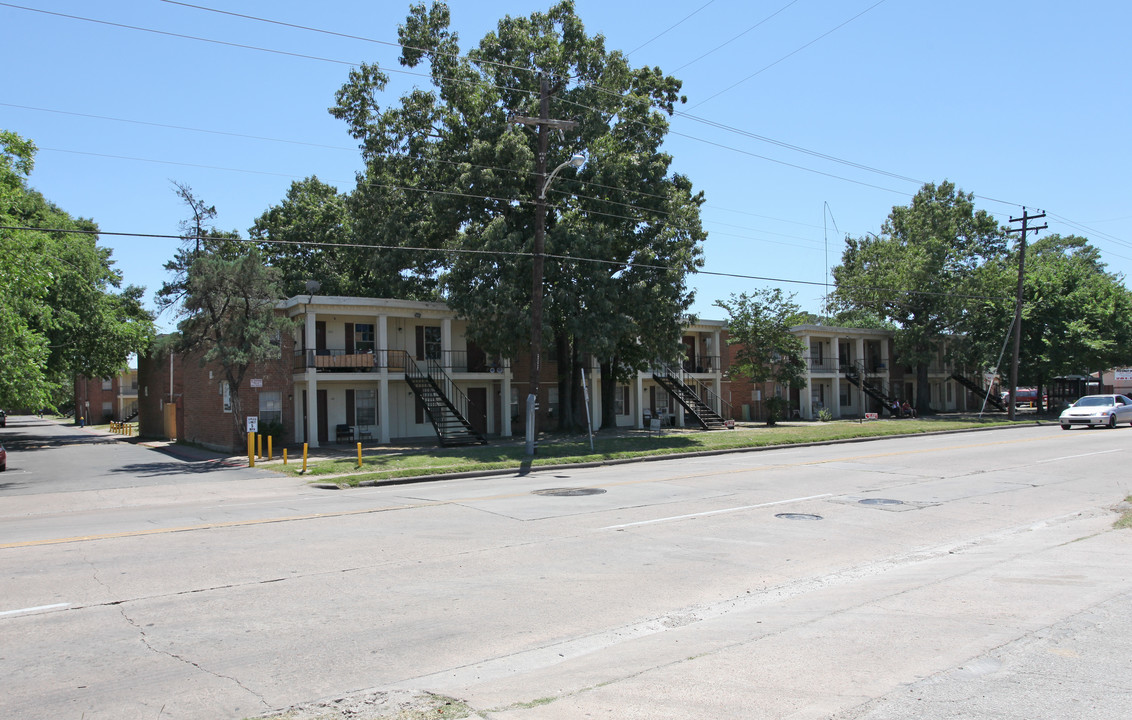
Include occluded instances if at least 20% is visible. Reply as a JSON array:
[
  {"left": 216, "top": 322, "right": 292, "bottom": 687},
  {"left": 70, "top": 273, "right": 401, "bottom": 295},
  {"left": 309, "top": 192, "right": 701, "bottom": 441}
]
[{"left": 246, "top": 416, "right": 259, "bottom": 433}]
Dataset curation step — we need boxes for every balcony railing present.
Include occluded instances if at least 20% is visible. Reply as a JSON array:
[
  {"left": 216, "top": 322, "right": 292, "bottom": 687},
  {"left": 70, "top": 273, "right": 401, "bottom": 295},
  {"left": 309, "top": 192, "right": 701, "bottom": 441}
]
[
  {"left": 294, "top": 348, "right": 509, "bottom": 373},
  {"left": 806, "top": 356, "right": 840, "bottom": 373},
  {"left": 682, "top": 355, "right": 721, "bottom": 374},
  {"left": 804, "top": 357, "right": 890, "bottom": 374}
]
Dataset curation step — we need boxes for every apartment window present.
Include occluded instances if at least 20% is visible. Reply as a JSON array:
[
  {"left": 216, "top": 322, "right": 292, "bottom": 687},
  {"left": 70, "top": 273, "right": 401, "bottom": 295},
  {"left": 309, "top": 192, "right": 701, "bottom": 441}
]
[
  {"left": 102, "top": 378, "right": 113, "bottom": 391},
  {"left": 547, "top": 387, "right": 559, "bottom": 418},
  {"left": 102, "top": 401, "right": 113, "bottom": 419},
  {"left": 615, "top": 386, "right": 629, "bottom": 416},
  {"left": 355, "top": 323, "right": 375, "bottom": 353},
  {"left": 259, "top": 391, "right": 283, "bottom": 426},
  {"left": 511, "top": 387, "right": 520, "bottom": 422},
  {"left": 221, "top": 381, "right": 232, "bottom": 413},
  {"left": 423, "top": 326, "right": 442, "bottom": 360},
  {"left": 840, "top": 384, "right": 851, "bottom": 407},
  {"left": 355, "top": 388, "right": 377, "bottom": 427}
]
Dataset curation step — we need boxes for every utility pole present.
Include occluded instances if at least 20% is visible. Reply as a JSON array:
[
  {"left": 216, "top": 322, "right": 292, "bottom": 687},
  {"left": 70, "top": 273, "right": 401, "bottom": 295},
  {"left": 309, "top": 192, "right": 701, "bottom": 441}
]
[
  {"left": 1006, "top": 207, "right": 1047, "bottom": 421},
  {"left": 510, "top": 76, "right": 578, "bottom": 455}
]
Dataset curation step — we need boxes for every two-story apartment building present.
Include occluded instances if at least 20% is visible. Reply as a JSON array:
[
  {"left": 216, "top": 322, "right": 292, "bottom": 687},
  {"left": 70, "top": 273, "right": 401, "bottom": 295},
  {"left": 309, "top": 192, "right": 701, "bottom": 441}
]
[
  {"left": 138, "top": 295, "right": 733, "bottom": 451},
  {"left": 74, "top": 369, "right": 138, "bottom": 424},
  {"left": 138, "top": 295, "right": 997, "bottom": 451}
]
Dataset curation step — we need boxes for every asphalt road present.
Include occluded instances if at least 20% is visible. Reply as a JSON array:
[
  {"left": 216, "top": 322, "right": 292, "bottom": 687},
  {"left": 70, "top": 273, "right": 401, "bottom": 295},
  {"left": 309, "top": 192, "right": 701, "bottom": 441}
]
[{"left": 1, "top": 415, "right": 1130, "bottom": 719}]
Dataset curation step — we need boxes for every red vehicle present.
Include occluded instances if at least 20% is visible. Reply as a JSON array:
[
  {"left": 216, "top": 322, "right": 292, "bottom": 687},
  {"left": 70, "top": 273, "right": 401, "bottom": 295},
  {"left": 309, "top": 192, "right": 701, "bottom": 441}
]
[
  {"left": 1001, "top": 388, "right": 1047, "bottom": 407},
  {"left": 0, "top": 442, "right": 6, "bottom": 472}
]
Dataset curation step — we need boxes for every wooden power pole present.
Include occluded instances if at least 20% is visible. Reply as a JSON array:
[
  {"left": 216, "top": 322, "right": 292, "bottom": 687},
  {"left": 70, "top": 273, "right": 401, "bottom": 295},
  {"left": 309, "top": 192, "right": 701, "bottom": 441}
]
[
  {"left": 510, "top": 76, "right": 577, "bottom": 455},
  {"left": 1006, "top": 207, "right": 1047, "bottom": 420}
]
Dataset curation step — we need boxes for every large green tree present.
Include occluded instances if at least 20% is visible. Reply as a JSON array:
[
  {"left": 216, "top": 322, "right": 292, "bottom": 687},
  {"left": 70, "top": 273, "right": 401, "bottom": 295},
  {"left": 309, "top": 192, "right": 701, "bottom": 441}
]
[
  {"left": 159, "top": 187, "right": 294, "bottom": 442},
  {"left": 715, "top": 289, "right": 808, "bottom": 425},
  {"left": 963, "top": 234, "right": 1132, "bottom": 407},
  {"left": 830, "top": 181, "right": 1005, "bottom": 413},
  {"left": 0, "top": 130, "right": 153, "bottom": 411},
  {"left": 251, "top": 176, "right": 356, "bottom": 297},
  {"left": 331, "top": 1, "right": 705, "bottom": 430}
]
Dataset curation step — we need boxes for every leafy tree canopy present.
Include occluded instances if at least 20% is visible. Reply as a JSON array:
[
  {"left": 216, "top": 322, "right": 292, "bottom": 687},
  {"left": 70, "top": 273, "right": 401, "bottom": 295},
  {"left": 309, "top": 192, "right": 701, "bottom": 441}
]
[
  {"left": 716, "top": 289, "right": 807, "bottom": 390},
  {"left": 325, "top": 1, "right": 706, "bottom": 429},
  {"left": 963, "top": 234, "right": 1132, "bottom": 390},
  {"left": 830, "top": 181, "right": 1004, "bottom": 411},
  {"left": 0, "top": 130, "right": 153, "bottom": 411}
]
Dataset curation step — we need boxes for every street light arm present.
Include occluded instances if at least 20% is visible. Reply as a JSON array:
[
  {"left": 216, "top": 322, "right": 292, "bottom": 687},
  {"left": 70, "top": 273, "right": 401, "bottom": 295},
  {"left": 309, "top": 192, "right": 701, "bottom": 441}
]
[{"left": 539, "top": 153, "right": 586, "bottom": 199}]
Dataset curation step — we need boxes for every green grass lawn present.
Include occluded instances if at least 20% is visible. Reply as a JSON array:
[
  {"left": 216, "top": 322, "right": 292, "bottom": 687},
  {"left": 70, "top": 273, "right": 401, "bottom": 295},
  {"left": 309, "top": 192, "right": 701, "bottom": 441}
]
[{"left": 283, "top": 417, "right": 1024, "bottom": 487}]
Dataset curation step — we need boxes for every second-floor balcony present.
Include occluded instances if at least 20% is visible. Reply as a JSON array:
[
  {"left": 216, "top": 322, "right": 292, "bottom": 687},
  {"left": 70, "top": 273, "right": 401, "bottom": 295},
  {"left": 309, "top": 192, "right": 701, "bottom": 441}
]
[
  {"left": 294, "top": 348, "right": 509, "bottom": 374},
  {"left": 682, "top": 355, "right": 722, "bottom": 374},
  {"left": 806, "top": 357, "right": 889, "bottom": 374}
]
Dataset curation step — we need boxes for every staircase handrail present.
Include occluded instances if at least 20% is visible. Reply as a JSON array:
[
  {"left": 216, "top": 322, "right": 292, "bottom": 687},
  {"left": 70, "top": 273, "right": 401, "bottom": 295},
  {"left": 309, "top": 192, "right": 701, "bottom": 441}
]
[{"left": 426, "top": 357, "right": 478, "bottom": 423}]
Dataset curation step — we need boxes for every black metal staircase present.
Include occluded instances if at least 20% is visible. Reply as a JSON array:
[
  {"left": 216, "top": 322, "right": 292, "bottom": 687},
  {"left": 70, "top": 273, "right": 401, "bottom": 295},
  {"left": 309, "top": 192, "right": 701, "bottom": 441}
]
[
  {"left": 397, "top": 351, "right": 487, "bottom": 446},
  {"left": 842, "top": 362, "right": 899, "bottom": 416},
  {"left": 652, "top": 367, "right": 728, "bottom": 430},
  {"left": 950, "top": 372, "right": 1008, "bottom": 412}
]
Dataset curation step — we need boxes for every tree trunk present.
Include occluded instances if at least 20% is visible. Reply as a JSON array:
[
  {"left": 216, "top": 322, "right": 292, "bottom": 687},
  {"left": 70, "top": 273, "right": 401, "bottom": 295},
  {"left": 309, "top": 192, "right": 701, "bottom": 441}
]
[
  {"left": 600, "top": 359, "right": 617, "bottom": 429},
  {"left": 555, "top": 330, "right": 571, "bottom": 432},
  {"left": 916, "top": 363, "right": 931, "bottom": 415}
]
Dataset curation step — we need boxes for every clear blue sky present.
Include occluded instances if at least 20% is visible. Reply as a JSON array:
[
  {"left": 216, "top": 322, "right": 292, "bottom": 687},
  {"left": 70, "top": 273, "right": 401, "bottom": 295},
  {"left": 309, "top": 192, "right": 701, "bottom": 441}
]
[{"left": 4, "top": 1, "right": 1130, "bottom": 334}]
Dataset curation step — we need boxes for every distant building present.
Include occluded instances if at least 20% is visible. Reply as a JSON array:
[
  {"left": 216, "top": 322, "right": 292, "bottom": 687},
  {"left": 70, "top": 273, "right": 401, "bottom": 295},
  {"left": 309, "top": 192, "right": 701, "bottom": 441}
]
[{"left": 73, "top": 369, "right": 138, "bottom": 424}]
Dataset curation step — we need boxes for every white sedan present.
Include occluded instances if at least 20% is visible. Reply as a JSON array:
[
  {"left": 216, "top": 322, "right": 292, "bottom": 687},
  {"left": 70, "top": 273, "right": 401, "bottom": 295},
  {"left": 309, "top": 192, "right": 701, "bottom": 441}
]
[{"left": 1059, "top": 394, "right": 1132, "bottom": 429}]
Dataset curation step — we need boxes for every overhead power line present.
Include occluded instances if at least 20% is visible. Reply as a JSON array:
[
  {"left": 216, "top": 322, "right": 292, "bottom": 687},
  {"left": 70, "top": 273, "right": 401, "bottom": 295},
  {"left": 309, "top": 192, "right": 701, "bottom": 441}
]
[
  {"left": 688, "top": 0, "right": 889, "bottom": 110},
  {"left": 0, "top": 224, "right": 1016, "bottom": 303},
  {"left": 4, "top": 0, "right": 1018, "bottom": 213},
  {"left": 7, "top": 2, "right": 1121, "bottom": 256}
]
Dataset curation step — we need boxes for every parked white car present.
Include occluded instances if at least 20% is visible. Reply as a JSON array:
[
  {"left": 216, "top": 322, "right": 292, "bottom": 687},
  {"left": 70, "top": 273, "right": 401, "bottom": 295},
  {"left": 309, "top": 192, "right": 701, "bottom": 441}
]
[{"left": 1059, "top": 394, "right": 1132, "bottom": 429}]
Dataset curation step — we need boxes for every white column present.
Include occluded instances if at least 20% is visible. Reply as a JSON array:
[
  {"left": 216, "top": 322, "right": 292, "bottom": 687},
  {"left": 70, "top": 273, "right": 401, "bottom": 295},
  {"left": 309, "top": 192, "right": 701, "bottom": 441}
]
[
  {"left": 831, "top": 335, "right": 842, "bottom": 419},
  {"left": 801, "top": 334, "right": 812, "bottom": 420},
  {"left": 590, "top": 364, "right": 602, "bottom": 429},
  {"left": 304, "top": 309, "right": 320, "bottom": 447},
  {"left": 501, "top": 368, "right": 512, "bottom": 437},
  {"left": 307, "top": 372, "right": 320, "bottom": 448},
  {"left": 635, "top": 373, "right": 645, "bottom": 429},
  {"left": 441, "top": 317, "right": 452, "bottom": 369},
  {"left": 377, "top": 314, "right": 388, "bottom": 369},
  {"left": 378, "top": 376, "right": 390, "bottom": 443}
]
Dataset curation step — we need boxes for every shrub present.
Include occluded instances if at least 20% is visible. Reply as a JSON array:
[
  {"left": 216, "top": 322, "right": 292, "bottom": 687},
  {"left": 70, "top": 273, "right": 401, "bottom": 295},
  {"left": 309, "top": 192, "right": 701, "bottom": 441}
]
[{"left": 764, "top": 396, "right": 787, "bottom": 426}]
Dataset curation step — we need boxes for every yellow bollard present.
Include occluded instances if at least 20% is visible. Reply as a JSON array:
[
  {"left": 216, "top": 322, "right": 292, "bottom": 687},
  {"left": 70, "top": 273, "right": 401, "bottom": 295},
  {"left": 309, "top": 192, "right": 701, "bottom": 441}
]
[
  {"left": 283, "top": 448, "right": 288, "bottom": 465},
  {"left": 356, "top": 442, "right": 362, "bottom": 469},
  {"left": 302, "top": 443, "right": 308, "bottom": 473},
  {"left": 247, "top": 431, "right": 255, "bottom": 467},
  {"left": 256, "top": 434, "right": 263, "bottom": 459},
  {"left": 267, "top": 435, "right": 273, "bottom": 461}
]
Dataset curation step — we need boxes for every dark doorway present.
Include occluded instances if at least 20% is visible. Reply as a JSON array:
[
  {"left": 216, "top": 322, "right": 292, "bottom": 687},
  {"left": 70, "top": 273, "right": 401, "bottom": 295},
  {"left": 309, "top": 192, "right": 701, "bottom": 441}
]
[
  {"left": 467, "top": 387, "right": 488, "bottom": 436},
  {"left": 317, "top": 389, "right": 328, "bottom": 444}
]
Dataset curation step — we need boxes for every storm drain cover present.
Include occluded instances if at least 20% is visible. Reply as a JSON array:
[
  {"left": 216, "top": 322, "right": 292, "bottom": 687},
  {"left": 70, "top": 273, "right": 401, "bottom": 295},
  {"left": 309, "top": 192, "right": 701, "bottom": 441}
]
[
  {"left": 533, "top": 488, "right": 607, "bottom": 497},
  {"left": 775, "top": 513, "right": 823, "bottom": 521},
  {"left": 859, "top": 498, "right": 904, "bottom": 506}
]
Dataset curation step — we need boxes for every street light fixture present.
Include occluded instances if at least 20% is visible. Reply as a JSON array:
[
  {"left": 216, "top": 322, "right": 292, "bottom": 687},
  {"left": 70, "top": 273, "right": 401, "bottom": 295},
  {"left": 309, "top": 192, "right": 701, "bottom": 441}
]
[
  {"left": 526, "top": 151, "right": 586, "bottom": 456},
  {"left": 539, "top": 154, "right": 586, "bottom": 199}
]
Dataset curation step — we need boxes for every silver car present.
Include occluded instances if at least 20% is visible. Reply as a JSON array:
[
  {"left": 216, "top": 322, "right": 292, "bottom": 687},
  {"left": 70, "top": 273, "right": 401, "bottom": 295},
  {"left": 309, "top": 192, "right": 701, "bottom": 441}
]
[{"left": 1059, "top": 394, "right": 1132, "bottom": 429}]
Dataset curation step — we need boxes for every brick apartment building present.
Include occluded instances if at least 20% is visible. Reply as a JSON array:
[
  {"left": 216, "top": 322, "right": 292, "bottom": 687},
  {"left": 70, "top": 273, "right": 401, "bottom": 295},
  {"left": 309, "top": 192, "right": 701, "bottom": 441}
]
[{"left": 73, "top": 369, "right": 138, "bottom": 425}]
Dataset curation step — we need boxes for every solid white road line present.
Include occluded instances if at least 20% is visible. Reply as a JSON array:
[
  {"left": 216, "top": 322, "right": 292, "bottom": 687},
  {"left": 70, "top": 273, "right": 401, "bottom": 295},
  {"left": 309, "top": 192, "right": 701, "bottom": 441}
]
[
  {"left": 0, "top": 602, "right": 70, "bottom": 617},
  {"left": 1037, "top": 449, "right": 1122, "bottom": 464},
  {"left": 600, "top": 493, "right": 834, "bottom": 530}
]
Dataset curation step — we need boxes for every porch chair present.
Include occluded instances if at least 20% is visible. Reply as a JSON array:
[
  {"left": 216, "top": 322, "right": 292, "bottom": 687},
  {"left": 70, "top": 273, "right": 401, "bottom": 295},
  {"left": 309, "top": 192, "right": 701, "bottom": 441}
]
[{"left": 335, "top": 424, "right": 354, "bottom": 443}]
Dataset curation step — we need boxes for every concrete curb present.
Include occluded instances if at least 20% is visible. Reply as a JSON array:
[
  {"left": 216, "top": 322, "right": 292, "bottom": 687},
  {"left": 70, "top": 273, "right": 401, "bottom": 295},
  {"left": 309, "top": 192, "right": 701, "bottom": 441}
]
[{"left": 309, "top": 420, "right": 1051, "bottom": 490}]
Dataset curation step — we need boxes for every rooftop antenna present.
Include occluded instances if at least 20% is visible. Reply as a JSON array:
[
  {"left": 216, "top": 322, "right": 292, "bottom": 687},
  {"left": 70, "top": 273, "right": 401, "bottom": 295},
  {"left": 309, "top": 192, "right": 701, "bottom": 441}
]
[{"left": 823, "top": 202, "right": 839, "bottom": 313}]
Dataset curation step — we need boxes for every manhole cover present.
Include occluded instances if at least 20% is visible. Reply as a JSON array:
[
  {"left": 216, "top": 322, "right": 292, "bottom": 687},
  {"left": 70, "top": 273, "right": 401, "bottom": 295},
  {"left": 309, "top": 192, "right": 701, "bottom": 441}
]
[
  {"left": 859, "top": 498, "right": 904, "bottom": 506},
  {"left": 775, "top": 513, "right": 823, "bottom": 521},
  {"left": 532, "top": 488, "right": 607, "bottom": 497}
]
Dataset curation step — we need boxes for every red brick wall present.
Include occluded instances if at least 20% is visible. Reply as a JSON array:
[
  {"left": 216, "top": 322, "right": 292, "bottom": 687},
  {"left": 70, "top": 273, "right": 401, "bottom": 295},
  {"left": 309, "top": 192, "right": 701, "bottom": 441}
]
[
  {"left": 73, "top": 375, "right": 120, "bottom": 424},
  {"left": 137, "top": 346, "right": 184, "bottom": 440},
  {"left": 177, "top": 338, "right": 296, "bottom": 453}
]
